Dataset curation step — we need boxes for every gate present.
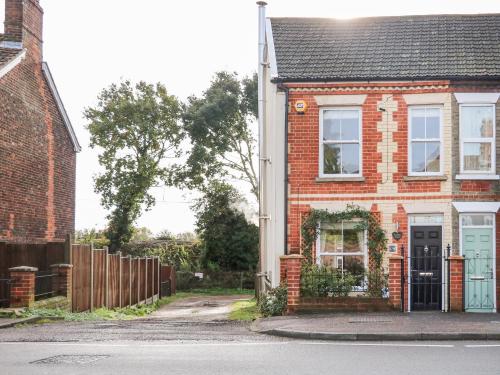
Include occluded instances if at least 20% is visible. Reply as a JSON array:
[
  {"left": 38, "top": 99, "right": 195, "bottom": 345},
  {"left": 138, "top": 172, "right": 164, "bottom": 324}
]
[
  {"left": 464, "top": 255, "right": 495, "bottom": 312},
  {"left": 0, "top": 278, "right": 11, "bottom": 308}
]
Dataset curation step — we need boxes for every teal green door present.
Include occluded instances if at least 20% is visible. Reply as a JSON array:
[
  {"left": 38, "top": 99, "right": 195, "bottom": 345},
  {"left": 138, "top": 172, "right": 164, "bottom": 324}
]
[{"left": 463, "top": 228, "right": 495, "bottom": 312}]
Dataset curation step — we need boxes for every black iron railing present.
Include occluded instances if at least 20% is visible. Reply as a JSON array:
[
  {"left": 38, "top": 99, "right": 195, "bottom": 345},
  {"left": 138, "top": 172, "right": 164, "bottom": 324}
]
[
  {"left": 0, "top": 278, "right": 11, "bottom": 308},
  {"left": 35, "top": 271, "right": 56, "bottom": 301}
]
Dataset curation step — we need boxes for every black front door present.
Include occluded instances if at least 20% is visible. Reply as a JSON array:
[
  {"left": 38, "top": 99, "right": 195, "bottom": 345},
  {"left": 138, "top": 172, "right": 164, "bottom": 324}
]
[{"left": 410, "top": 226, "right": 442, "bottom": 311}]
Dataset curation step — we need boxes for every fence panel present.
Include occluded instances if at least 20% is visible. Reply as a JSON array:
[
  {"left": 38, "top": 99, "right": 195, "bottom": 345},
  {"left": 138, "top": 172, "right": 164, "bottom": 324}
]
[
  {"left": 147, "top": 258, "right": 153, "bottom": 300},
  {"left": 131, "top": 258, "right": 139, "bottom": 305},
  {"left": 108, "top": 254, "right": 120, "bottom": 308},
  {"left": 139, "top": 258, "right": 146, "bottom": 302},
  {"left": 121, "top": 257, "right": 130, "bottom": 307},
  {"left": 72, "top": 244, "right": 91, "bottom": 312},
  {"left": 93, "top": 249, "right": 106, "bottom": 309}
]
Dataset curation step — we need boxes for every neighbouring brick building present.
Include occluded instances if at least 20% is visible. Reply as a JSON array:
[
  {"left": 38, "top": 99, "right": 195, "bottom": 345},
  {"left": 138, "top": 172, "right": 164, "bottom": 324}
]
[
  {"left": 258, "top": 6, "right": 500, "bottom": 312},
  {"left": 0, "top": 0, "right": 80, "bottom": 243}
]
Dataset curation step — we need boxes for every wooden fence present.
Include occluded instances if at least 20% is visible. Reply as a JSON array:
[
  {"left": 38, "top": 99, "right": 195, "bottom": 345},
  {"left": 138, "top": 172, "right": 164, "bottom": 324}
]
[{"left": 71, "top": 244, "right": 160, "bottom": 312}]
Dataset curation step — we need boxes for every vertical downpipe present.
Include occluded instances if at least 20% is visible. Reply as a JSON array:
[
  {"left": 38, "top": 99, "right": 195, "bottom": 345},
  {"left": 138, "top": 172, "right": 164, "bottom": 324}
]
[{"left": 257, "top": 1, "right": 267, "bottom": 296}]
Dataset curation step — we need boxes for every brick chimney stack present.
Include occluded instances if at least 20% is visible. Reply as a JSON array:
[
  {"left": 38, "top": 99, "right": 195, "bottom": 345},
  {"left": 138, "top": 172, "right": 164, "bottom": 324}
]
[{"left": 2, "top": 0, "right": 43, "bottom": 58}]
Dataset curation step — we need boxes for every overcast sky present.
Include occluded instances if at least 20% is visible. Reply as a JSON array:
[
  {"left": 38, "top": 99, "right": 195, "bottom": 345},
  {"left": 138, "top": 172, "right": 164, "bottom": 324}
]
[{"left": 2, "top": 0, "right": 500, "bottom": 235}]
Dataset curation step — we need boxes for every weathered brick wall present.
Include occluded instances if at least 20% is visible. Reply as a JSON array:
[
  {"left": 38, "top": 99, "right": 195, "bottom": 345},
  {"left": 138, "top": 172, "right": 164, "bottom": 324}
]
[{"left": 0, "top": 0, "right": 76, "bottom": 243}]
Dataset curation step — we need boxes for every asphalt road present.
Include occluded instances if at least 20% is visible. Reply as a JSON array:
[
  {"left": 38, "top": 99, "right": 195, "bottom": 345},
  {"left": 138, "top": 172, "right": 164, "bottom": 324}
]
[{"left": 1, "top": 339, "right": 500, "bottom": 375}]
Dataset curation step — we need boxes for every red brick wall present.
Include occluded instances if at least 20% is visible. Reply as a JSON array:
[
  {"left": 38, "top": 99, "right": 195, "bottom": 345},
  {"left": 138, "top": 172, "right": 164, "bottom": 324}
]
[{"left": 0, "top": 0, "right": 76, "bottom": 242}]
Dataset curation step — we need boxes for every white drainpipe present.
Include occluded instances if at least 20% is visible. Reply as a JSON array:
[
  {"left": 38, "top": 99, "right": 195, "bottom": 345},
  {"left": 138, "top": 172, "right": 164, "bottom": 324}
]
[{"left": 257, "top": 1, "right": 268, "bottom": 295}]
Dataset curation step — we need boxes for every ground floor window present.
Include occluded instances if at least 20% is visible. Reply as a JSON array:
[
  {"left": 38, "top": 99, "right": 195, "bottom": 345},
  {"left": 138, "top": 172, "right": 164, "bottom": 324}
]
[{"left": 316, "top": 221, "right": 367, "bottom": 285}]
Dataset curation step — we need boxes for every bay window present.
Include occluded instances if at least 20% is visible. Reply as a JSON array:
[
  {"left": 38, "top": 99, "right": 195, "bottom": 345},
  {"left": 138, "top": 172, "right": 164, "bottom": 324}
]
[{"left": 317, "top": 221, "right": 367, "bottom": 284}]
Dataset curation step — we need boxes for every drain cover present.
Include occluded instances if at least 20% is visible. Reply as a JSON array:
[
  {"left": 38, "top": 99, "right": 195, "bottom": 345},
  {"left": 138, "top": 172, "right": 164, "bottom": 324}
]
[
  {"left": 31, "top": 355, "right": 110, "bottom": 365},
  {"left": 348, "top": 317, "right": 392, "bottom": 324}
]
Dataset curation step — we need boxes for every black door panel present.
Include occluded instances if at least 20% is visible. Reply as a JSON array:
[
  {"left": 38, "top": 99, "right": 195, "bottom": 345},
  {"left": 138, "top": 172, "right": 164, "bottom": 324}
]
[{"left": 410, "top": 226, "right": 442, "bottom": 311}]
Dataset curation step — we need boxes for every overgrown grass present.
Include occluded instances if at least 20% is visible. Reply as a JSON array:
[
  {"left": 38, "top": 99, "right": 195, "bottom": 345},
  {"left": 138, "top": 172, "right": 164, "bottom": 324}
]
[
  {"left": 228, "top": 299, "right": 260, "bottom": 321},
  {"left": 19, "top": 288, "right": 255, "bottom": 322}
]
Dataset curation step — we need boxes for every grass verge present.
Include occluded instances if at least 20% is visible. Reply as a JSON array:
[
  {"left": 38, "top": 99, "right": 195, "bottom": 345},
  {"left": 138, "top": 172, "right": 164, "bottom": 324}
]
[
  {"left": 228, "top": 299, "right": 260, "bottom": 321},
  {"left": 19, "top": 288, "right": 255, "bottom": 323}
]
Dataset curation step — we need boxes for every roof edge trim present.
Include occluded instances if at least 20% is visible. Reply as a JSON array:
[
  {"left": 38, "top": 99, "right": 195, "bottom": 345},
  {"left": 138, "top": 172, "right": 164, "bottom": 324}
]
[
  {"left": 265, "top": 18, "right": 278, "bottom": 79},
  {"left": 41, "top": 62, "right": 82, "bottom": 152},
  {"left": 0, "top": 49, "right": 26, "bottom": 80}
]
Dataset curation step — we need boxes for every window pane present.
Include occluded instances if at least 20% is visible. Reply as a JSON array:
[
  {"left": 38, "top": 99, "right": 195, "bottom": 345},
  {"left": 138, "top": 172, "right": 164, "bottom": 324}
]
[
  {"left": 411, "top": 142, "right": 425, "bottom": 172},
  {"left": 461, "top": 106, "right": 494, "bottom": 138},
  {"left": 340, "top": 111, "right": 359, "bottom": 140},
  {"left": 343, "top": 256, "right": 365, "bottom": 285},
  {"left": 323, "top": 144, "right": 341, "bottom": 174},
  {"left": 323, "top": 111, "right": 341, "bottom": 140},
  {"left": 463, "top": 142, "right": 492, "bottom": 171},
  {"left": 411, "top": 109, "right": 426, "bottom": 139},
  {"left": 320, "top": 226, "right": 343, "bottom": 253},
  {"left": 461, "top": 214, "right": 494, "bottom": 227},
  {"left": 341, "top": 144, "right": 359, "bottom": 174},
  {"left": 342, "top": 222, "right": 363, "bottom": 252},
  {"left": 426, "top": 112, "right": 440, "bottom": 139},
  {"left": 425, "top": 142, "right": 440, "bottom": 172}
]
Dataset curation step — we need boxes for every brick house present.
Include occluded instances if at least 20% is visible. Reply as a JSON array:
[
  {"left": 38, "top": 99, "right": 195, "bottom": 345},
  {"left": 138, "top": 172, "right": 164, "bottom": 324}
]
[
  {"left": 257, "top": 5, "right": 500, "bottom": 312},
  {"left": 0, "top": 0, "right": 80, "bottom": 243}
]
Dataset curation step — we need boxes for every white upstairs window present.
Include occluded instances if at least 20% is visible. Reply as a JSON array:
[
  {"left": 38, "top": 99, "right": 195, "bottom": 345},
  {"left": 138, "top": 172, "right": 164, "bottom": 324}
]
[
  {"left": 409, "top": 107, "right": 442, "bottom": 175},
  {"left": 320, "top": 108, "right": 362, "bottom": 177}
]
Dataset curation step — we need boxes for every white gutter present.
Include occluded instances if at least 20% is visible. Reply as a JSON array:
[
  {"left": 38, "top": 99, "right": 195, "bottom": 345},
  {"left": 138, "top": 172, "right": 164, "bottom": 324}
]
[
  {"left": 0, "top": 49, "right": 26, "bottom": 80},
  {"left": 257, "top": 1, "right": 268, "bottom": 295}
]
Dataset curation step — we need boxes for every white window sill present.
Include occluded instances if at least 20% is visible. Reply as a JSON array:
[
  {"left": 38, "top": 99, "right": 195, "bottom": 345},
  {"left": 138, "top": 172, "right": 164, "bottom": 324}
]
[
  {"left": 316, "top": 176, "right": 365, "bottom": 182},
  {"left": 455, "top": 174, "right": 500, "bottom": 181},
  {"left": 404, "top": 175, "right": 448, "bottom": 181}
]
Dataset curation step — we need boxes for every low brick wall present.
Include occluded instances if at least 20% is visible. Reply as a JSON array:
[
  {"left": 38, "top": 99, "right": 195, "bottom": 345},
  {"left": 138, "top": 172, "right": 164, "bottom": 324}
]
[
  {"left": 33, "top": 295, "right": 71, "bottom": 310},
  {"left": 297, "top": 296, "right": 394, "bottom": 313}
]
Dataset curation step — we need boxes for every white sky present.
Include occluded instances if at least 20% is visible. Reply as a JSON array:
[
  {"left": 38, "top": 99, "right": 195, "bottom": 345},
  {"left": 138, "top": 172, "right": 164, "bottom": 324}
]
[{"left": 1, "top": 0, "right": 500, "bottom": 235}]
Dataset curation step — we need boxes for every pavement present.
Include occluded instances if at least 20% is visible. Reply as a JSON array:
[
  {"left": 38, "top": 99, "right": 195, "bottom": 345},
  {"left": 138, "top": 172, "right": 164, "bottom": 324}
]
[{"left": 253, "top": 312, "right": 500, "bottom": 341}]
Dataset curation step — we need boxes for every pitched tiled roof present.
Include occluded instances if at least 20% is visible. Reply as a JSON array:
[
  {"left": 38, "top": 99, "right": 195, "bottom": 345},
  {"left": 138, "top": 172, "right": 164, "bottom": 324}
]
[
  {"left": 269, "top": 14, "right": 500, "bottom": 82},
  {"left": 0, "top": 47, "right": 21, "bottom": 70}
]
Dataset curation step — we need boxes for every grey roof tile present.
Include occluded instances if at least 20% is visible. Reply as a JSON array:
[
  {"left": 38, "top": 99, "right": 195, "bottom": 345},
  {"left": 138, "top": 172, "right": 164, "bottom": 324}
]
[{"left": 270, "top": 14, "right": 500, "bottom": 82}]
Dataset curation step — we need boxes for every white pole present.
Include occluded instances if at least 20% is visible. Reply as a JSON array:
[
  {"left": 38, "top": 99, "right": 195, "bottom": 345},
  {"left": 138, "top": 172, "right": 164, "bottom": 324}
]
[{"left": 257, "top": 1, "right": 268, "bottom": 297}]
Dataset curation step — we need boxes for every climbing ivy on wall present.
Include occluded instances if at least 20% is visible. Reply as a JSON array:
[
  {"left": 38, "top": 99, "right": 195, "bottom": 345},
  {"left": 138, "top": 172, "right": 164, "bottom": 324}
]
[{"left": 301, "top": 205, "right": 387, "bottom": 270}]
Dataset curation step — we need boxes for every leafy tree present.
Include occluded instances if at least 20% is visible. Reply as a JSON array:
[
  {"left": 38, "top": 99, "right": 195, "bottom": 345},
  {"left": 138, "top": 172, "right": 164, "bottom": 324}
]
[
  {"left": 130, "top": 227, "right": 153, "bottom": 242},
  {"left": 176, "top": 72, "right": 258, "bottom": 199},
  {"left": 74, "top": 228, "right": 109, "bottom": 249},
  {"left": 85, "top": 81, "right": 183, "bottom": 252},
  {"left": 193, "top": 181, "right": 258, "bottom": 271}
]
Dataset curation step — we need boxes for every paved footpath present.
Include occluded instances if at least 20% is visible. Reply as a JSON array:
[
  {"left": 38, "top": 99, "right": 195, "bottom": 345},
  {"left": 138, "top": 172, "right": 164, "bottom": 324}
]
[{"left": 254, "top": 312, "right": 500, "bottom": 340}]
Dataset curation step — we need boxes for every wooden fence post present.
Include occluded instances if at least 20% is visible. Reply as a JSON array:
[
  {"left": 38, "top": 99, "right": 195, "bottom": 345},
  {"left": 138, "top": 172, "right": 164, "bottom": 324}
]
[
  {"left": 104, "top": 246, "right": 109, "bottom": 309},
  {"left": 137, "top": 258, "right": 141, "bottom": 304},
  {"left": 118, "top": 251, "right": 122, "bottom": 308},
  {"left": 65, "top": 233, "right": 73, "bottom": 265},
  {"left": 90, "top": 242, "right": 94, "bottom": 312},
  {"left": 157, "top": 257, "right": 160, "bottom": 299},
  {"left": 145, "top": 257, "right": 148, "bottom": 303},
  {"left": 129, "top": 255, "right": 132, "bottom": 307}
]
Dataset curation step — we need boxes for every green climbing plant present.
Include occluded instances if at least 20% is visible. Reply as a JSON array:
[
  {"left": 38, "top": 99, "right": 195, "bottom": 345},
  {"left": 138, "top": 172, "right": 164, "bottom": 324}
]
[{"left": 300, "top": 205, "right": 387, "bottom": 269}]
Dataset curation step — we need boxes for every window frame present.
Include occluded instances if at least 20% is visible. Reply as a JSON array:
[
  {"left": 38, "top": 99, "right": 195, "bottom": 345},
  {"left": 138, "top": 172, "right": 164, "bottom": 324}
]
[
  {"left": 408, "top": 105, "right": 443, "bottom": 176},
  {"left": 459, "top": 103, "right": 496, "bottom": 175},
  {"left": 319, "top": 107, "right": 363, "bottom": 178},
  {"left": 315, "top": 221, "right": 368, "bottom": 271}
]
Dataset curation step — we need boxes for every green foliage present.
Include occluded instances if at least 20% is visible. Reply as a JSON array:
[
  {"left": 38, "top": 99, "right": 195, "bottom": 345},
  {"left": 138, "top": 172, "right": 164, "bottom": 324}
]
[
  {"left": 175, "top": 72, "right": 258, "bottom": 199},
  {"left": 130, "top": 227, "right": 153, "bottom": 242},
  {"left": 366, "top": 269, "right": 389, "bottom": 298},
  {"left": 121, "top": 239, "right": 201, "bottom": 271},
  {"left": 229, "top": 299, "right": 260, "bottom": 321},
  {"left": 301, "top": 205, "right": 387, "bottom": 269},
  {"left": 84, "top": 81, "right": 183, "bottom": 252},
  {"left": 300, "top": 265, "right": 358, "bottom": 298},
  {"left": 193, "top": 181, "right": 259, "bottom": 271},
  {"left": 259, "top": 284, "right": 288, "bottom": 317},
  {"left": 75, "top": 228, "right": 109, "bottom": 248}
]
